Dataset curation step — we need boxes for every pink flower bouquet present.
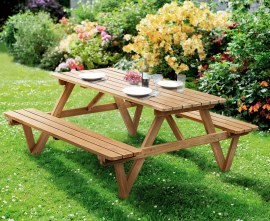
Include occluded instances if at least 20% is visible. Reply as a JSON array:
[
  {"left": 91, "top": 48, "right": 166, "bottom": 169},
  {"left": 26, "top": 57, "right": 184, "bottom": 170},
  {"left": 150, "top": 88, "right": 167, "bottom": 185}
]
[{"left": 124, "top": 70, "right": 142, "bottom": 85}]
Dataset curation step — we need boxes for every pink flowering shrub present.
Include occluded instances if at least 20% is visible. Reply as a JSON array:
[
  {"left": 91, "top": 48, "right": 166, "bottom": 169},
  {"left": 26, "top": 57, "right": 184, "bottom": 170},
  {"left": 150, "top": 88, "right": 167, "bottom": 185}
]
[
  {"left": 57, "top": 19, "right": 122, "bottom": 69},
  {"left": 55, "top": 58, "right": 84, "bottom": 72}
]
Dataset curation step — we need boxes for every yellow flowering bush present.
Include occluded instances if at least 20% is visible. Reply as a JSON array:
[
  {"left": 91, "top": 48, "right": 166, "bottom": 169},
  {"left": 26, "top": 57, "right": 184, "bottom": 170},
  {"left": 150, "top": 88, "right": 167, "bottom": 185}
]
[{"left": 123, "top": 1, "right": 230, "bottom": 77}]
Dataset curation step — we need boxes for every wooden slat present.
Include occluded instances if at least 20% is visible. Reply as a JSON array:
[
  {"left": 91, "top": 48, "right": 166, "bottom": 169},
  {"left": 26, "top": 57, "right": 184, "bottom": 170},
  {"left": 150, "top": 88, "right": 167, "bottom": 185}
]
[
  {"left": 4, "top": 109, "right": 141, "bottom": 160},
  {"left": 141, "top": 131, "right": 228, "bottom": 157},
  {"left": 104, "top": 131, "right": 229, "bottom": 165},
  {"left": 49, "top": 102, "right": 136, "bottom": 118},
  {"left": 63, "top": 71, "right": 188, "bottom": 110},
  {"left": 178, "top": 111, "right": 258, "bottom": 134},
  {"left": 96, "top": 69, "right": 215, "bottom": 107},
  {"left": 105, "top": 68, "right": 225, "bottom": 105},
  {"left": 22, "top": 109, "right": 134, "bottom": 157},
  {"left": 52, "top": 72, "right": 171, "bottom": 111},
  {"left": 6, "top": 110, "right": 122, "bottom": 160},
  {"left": 25, "top": 109, "right": 141, "bottom": 155}
]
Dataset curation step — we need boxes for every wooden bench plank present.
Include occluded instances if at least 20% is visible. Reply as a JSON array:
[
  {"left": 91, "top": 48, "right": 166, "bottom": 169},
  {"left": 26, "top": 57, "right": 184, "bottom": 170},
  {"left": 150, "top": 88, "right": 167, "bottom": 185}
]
[
  {"left": 178, "top": 111, "right": 258, "bottom": 134},
  {"left": 4, "top": 109, "right": 141, "bottom": 160},
  {"left": 26, "top": 109, "right": 140, "bottom": 155},
  {"left": 20, "top": 109, "right": 134, "bottom": 158}
]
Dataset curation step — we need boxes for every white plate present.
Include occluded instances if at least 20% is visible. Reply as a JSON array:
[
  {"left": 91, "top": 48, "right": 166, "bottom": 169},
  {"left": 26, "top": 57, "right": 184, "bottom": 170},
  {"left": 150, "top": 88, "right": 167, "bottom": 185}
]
[
  {"left": 122, "top": 86, "right": 152, "bottom": 97},
  {"left": 79, "top": 72, "right": 106, "bottom": 80},
  {"left": 158, "top": 80, "right": 183, "bottom": 89}
]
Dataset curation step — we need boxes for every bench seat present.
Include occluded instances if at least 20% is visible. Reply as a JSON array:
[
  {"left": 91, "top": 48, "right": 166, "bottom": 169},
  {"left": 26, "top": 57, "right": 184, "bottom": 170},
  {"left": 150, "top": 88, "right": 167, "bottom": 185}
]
[
  {"left": 177, "top": 111, "right": 258, "bottom": 134},
  {"left": 4, "top": 108, "right": 141, "bottom": 161}
]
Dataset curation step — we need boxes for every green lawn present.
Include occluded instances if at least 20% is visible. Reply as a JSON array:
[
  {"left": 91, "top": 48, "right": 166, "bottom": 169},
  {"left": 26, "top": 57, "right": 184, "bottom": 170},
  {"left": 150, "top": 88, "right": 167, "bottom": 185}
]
[{"left": 0, "top": 44, "right": 269, "bottom": 221}]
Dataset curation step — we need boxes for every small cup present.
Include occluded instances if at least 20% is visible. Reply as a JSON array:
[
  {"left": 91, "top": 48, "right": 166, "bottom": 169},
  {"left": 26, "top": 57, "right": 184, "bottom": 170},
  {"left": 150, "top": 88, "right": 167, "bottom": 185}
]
[
  {"left": 142, "top": 72, "right": 149, "bottom": 87},
  {"left": 177, "top": 74, "right": 186, "bottom": 92}
]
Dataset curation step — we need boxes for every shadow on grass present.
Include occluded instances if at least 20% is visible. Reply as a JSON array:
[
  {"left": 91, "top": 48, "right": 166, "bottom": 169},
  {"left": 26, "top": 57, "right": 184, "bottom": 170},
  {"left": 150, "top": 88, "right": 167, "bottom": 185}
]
[
  {"left": 123, "top": 131, "right": 219, "bottom": 172},
  {"left": 28, "top": 144, "right": 131, "bottom": 220},
  {"left": 168, "top": 149, "right": 218, "bottom": 172},
  {"left": 221, "top": 175, "right": 270, "bottom": 202},
  {"left": 27, "top": 140, "right": 263, "bottom": 220}
]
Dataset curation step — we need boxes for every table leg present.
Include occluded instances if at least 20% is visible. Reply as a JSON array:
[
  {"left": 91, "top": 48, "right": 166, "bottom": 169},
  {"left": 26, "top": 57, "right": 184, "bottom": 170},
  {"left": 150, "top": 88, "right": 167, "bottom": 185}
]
[
  {"left": 223, "top": 136, "right": 240, "bottom": 171},
  {"left": 166, "top": 115, "right": 184, "bottom": 140},
  {"left": 133, "top": 105, "right": 143, "bottom": 132},
  {"left": 199, "top": 109, "right": 225, "bottom": 170},
  {"left": 142, "top": 116, "right": 165, "bottom": 147},
  {"left": 114, "top": 97, "right": 137, "bottom": 136},
  {"left": 30, "top": 82, "right": 75, "bottom": 155},
  {"left": 114, "top": 158, "right": 145, "bottom": 199}
]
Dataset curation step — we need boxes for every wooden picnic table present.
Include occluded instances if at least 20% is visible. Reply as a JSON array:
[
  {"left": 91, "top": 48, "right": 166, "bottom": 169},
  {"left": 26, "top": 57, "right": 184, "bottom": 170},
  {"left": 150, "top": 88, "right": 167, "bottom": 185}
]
[{"left": 4, "top": 68, "right": 258, "bottom": 198}]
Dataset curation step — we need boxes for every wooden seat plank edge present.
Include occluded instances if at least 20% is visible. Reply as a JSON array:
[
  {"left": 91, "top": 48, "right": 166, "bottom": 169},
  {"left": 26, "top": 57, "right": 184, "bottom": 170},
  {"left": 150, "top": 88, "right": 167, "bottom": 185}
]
[
  {"left": 26, "top": 108, "right": 141, "bottom": 155},
  {"left": 178, "top": 111, "right": 258, "bottom": 134},
  {"left": 4, "top": 109, "right": 140, "bottom": 160}
]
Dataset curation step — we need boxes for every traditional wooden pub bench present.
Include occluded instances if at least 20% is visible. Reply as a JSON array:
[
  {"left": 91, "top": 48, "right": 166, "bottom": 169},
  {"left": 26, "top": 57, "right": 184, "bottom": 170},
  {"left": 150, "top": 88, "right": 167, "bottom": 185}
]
[{"left": 4, "top": 68, "right": 258, "bottom": 199}]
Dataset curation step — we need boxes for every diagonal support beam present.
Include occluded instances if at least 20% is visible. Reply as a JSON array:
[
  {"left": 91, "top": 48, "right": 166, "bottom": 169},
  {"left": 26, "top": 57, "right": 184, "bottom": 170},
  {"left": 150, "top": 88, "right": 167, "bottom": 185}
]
[
  {"left": 133, "top": 105, "right": 143, "bottom": 131},
  {"left": 114, "top": 97, "right": 137, "bottom": 136},
  {"left": 87, "top": 92, "right": 104, "bottom": 111},
  {"left": 199, "top": 109, "right": 225, "bottom": 170},
  {"left": 166, "top": 115, "right": 184, "bottom": 140},
  {"left": 222, "top": 136, "right": 240, "bottom": 171},
  {"left": 114, "top": 158, "right": 145, "bottom": 199},
  {"left": 30, "top": 82, "right": 75, "bottom": 155},
  {"left": 142, "top": 116, "right": 165, "bottom": 147},
  {"left": 22, "top": 125, "right": 35, "bottom": 152}
]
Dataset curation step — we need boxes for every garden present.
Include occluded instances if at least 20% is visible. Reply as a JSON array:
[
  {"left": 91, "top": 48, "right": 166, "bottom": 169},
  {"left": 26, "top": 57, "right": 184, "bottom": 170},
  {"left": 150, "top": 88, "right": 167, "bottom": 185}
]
[{"left": 0, "top": 0, "right": 269, "bottom": 220}]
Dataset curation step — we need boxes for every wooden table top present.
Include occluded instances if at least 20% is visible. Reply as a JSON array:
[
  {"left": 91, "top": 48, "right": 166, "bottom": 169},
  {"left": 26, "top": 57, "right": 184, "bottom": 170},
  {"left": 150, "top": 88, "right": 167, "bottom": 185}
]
[{"left": 52, "top": 68, "right": 225, "bottom": 112}]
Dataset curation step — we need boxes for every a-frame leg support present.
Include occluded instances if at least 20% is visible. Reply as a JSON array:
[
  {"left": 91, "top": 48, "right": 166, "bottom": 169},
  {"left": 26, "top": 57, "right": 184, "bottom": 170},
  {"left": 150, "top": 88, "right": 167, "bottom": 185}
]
[
  {"left": 114, "top": 159, "right": 145, "bottom": 199},
  {"left": 114, "top": 97, "right": 143, "bottom": 136},
  {"left": 199, "top": 109, "right": 241, "bottom": 172},
  {"left": 222, "top": 136, "right": 240, "bottom": 171},
  {"left": 22, "top": 125, "right": 51, "bottom": 155},
  {"left": 30, "top": 82, "right": 75, "bottom": 155}
]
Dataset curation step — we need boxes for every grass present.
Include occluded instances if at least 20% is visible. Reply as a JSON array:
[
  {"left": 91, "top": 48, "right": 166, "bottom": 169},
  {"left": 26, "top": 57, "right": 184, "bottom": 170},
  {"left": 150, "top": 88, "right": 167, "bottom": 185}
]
[{"left": 0, "top": 44, "right": 269, "bottom": 221}]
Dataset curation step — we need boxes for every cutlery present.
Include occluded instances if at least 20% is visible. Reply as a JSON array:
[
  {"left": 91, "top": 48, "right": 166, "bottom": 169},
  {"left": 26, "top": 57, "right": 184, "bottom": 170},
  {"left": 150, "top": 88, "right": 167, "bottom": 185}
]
[
  {"left": 89, "top": 77, "right": 109, "bottom": 83},
  {"left": 141, "top": 93, "right": 156, "bottom": 100}
]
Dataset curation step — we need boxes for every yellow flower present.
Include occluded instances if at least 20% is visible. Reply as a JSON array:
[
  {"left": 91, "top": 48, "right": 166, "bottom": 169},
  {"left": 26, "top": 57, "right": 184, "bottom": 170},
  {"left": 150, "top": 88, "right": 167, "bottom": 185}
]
[
  {"left": 123, "top": 34, "right": 132, "bottom": 41},
  {"left": 123, "top": 1, "right": 230, "bottom": 74}
]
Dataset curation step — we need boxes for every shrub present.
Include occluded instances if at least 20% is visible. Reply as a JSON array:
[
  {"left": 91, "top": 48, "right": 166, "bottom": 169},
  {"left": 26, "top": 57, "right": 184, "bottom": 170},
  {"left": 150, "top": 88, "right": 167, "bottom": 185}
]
[
  {"left": 57, "top": 20, "right": 122, "bottom": 69},
  {"left": 71, "top": 2, "right": 95, "bottom": 22},
  {"left": 26, "top": 0, "right": 66, "bottom": 20},
  {"left": 72, "top": 0, "right": 176, "bottom": 35},
  {"left": 199, "top": 6, "right": 270, "bottom": 130},
  {"left": 96, "top": 0, "right": 156, "bottom": 36},
  {"left": 39, "top": 46, "right": 65, "bottom": 70},
  {"left": 1, "top": 11, "right": 64, "bottom": 66},
  {"left": 123, "top": 1, "right": 230, "bottom": 79}
]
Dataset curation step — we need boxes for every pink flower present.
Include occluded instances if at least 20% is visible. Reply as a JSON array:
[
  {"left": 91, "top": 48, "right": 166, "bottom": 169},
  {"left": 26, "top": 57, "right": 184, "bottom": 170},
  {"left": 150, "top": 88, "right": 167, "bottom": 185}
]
[
  {"left": 96, "top": 25, "right": 106, "bottom": 32},
  {"left": 124, "top": 70, "right": 142, "bottom": 84},
  {"left": 101, "top": 31, "right": 107, "bottom": 37},
  {"left": 102, "top": 35, "right": 111, "bottom": 41},
  {"left": 66, "top": 58, "right": 76, "bottom": 65}
]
